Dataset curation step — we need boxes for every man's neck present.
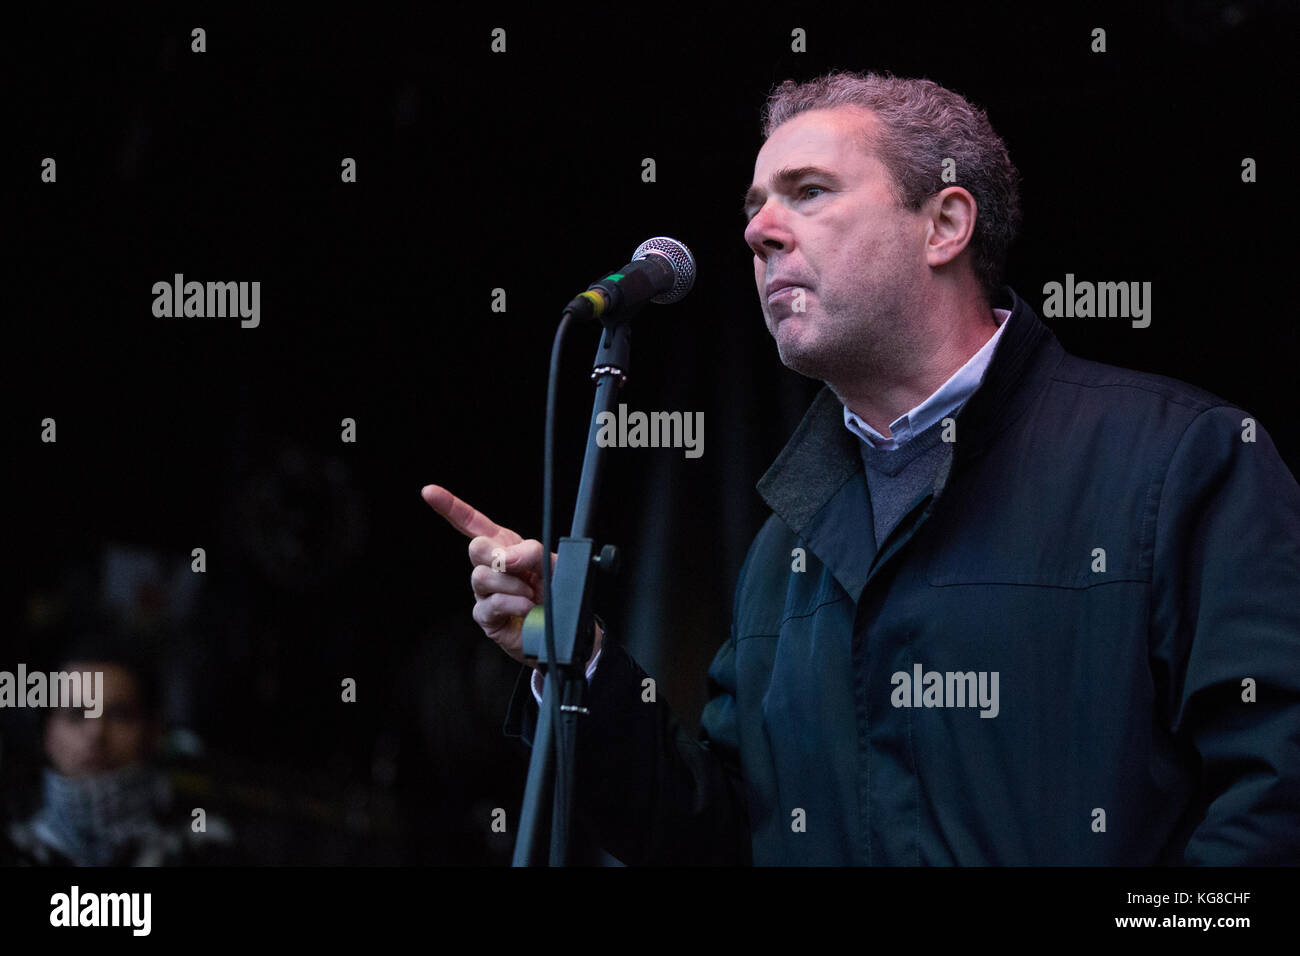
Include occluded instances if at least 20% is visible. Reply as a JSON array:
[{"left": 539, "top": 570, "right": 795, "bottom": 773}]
[{"left": 835, "top": 298, "right": 999, "bottom": 438}]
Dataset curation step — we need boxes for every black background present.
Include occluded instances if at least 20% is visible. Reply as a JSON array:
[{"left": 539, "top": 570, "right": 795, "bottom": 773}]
[{"left": 5, "top": 2, "right": 1296, "bottom": 865}]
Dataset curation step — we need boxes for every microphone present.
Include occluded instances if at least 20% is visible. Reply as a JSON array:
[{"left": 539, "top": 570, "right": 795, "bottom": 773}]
[{"left": 564, "top": 236, "right": 696, "bottom": 322}]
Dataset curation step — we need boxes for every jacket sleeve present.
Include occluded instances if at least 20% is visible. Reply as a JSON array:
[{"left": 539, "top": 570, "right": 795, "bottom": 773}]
[
  {"left": 504, "top": 619, "right": 752, "bottom": 865},
  {"left": 1149, "top": 404, "right": 1300, "bottom": 864}
]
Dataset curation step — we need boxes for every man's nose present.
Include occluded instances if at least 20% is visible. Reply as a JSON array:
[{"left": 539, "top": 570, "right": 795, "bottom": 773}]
[{"left": 744, "top": 200, "right": 792, "bottom": 259}]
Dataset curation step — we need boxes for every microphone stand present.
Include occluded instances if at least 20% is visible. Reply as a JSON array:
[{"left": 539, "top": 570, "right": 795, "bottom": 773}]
[{"left": 512, "top": 316, "right": 630, "bottom": 866}]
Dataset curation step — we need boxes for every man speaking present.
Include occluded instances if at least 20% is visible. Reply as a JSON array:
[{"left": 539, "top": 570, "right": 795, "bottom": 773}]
[{"left": 423, "top": 70, "right": 1300, "bottom": 865}]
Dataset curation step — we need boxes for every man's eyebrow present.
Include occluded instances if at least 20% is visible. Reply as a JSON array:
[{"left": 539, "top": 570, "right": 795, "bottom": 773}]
[{"left": 742, "top": 165, "right": 839, "bottom": 217}]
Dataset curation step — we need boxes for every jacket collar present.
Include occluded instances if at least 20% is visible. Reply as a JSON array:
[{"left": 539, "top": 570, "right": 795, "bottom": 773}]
[{"left": 755, "top": 287, "right": 1065, "bottom": 594}]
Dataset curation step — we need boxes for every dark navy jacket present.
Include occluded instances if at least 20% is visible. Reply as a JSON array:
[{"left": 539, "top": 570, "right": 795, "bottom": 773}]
[{"left": 508, "top": 286, "right": 1300, "bottom": 865}]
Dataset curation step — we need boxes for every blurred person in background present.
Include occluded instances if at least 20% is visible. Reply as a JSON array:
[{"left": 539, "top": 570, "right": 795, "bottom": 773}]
[{"left": 3, "top": 624, "right": 236, "bottom": 866}]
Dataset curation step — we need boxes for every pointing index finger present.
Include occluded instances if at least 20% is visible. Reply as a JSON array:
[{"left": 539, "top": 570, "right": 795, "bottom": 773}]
[{"left": 421, "top": 484, "right": 502, "bottom": 539}]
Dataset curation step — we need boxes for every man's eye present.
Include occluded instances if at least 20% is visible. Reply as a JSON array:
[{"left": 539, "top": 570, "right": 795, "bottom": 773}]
[{"left": 800, "top": 185, "right": 827, "bottom": 200}]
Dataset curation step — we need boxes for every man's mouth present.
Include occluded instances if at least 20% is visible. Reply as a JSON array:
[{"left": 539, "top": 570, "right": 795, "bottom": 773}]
[
  {"left": 767, "top": 285, "right": 802, "bottom": 303},
  {"left": 765, "top": 276, "right": 810, "bottom": 300}
]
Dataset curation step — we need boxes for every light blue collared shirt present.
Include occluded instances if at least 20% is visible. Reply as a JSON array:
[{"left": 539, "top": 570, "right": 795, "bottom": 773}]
[{"left": 843, "top": 308, "right": 1011, "bottom": 450}]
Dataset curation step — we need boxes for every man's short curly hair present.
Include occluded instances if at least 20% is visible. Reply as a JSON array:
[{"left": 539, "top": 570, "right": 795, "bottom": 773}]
[{"left": 760, "top": 71, "right": 1022, "bottom": 302}]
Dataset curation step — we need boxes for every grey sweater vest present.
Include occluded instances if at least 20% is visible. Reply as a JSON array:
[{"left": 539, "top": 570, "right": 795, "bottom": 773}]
[{"left": 857, "top": 413, "right": 955, "bottom": 549}]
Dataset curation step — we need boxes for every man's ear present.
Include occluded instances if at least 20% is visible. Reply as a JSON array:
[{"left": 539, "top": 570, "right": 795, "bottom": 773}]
[{"left": 924, "top": 186, "right": 977, "bottom": 267}]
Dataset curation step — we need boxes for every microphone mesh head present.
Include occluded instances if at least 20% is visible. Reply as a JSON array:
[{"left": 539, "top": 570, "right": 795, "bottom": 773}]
[{"left": 632, "top": 236, "right": 697, "bottom": 304}]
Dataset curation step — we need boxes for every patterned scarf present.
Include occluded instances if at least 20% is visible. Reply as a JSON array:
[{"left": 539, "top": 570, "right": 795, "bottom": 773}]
[{"left": 30, "top": 764, "right": 171, "bottom": 866}]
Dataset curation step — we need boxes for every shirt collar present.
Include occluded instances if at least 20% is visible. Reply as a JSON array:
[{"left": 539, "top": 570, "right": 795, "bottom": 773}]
[{"left": 843, "top": 308, "right": 1011, "bottom": 450}]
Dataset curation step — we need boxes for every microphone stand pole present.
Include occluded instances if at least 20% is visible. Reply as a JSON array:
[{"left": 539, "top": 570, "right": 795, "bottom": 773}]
[{"left": 512, "top": 317, "right": 629, "bottom": 866}]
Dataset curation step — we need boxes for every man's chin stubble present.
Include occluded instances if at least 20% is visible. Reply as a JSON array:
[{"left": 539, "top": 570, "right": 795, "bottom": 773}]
[
  {"left": 775, "top": 341, "right": 844, "bottom": 383},
  {"left": 776, "top": 332, "right": 901, "bottom": 392},
  {"left": 772, "top": 317, "right": 855, "bottom": 378}
]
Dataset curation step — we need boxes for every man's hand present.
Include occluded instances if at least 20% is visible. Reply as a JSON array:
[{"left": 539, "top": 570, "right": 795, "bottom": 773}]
[{"left": 421, "top": 484, "right": 602, "bottom": 668}]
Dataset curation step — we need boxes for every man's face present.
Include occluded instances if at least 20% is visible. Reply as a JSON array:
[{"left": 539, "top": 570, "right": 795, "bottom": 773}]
[
  {"left": 743, "top": 106, "right": 929, "bottom": 384},
  {"left": 44, "top": 662, "right": 156, "bottom": 777}
]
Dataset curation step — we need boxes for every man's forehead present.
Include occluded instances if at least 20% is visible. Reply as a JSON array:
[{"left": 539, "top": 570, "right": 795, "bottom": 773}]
[{"left": 752, "top": 105, "right": 877, "bottom": 175}]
